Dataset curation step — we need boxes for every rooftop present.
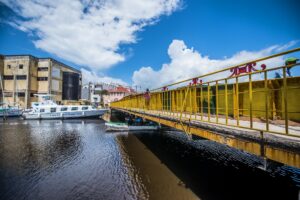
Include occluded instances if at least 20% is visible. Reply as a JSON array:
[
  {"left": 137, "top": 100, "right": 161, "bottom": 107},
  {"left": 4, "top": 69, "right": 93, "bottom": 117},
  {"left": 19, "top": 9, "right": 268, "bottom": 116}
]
[
  {"left": 108, "top": 86, "right": 135, "bottom": 93},
  {"left": 2, "top": 54, "right": 80, "bottom": 73}
]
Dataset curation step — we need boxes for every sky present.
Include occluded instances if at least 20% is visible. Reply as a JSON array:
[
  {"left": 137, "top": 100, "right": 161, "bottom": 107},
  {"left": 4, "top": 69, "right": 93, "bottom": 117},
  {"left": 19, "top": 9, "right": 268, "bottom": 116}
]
[{"left": 0, "top": 0, "right": 299, "bottom": 90}]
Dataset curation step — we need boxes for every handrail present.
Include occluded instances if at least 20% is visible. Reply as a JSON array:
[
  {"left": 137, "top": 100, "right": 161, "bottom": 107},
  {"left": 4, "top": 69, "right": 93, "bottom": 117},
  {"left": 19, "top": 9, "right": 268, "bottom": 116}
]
[{"left": 151, "top": 47, "right": 300, "bottom": 91}]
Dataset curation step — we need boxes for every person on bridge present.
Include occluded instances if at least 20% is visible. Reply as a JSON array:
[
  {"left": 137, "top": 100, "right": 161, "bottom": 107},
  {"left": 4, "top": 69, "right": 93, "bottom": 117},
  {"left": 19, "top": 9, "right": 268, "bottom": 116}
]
[
  {"left": 144, "top": 88, "right": 151, "bottom": 110},
  {"left": 285, "top": 57, "right": 299, "bottom": 77},
  {"left": 274, "top": 57, "right": 299, "bottom": 78}
]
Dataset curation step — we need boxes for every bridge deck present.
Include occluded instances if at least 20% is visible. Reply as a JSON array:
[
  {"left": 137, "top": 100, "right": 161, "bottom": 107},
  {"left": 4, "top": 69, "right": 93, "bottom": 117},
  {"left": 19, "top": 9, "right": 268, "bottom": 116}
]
[{"left": 133, "top": 109, "right": 300, "bottom": 137}]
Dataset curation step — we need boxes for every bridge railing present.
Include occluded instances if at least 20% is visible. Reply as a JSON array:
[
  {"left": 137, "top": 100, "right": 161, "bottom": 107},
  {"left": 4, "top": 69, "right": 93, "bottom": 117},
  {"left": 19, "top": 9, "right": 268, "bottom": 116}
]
[{"left": 111, "top": 47, "right": 300, "bottom": 137}]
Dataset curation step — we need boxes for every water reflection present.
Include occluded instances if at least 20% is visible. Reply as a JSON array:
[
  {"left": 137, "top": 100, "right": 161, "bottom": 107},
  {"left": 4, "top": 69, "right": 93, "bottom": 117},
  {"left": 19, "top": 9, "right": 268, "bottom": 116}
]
[
  {"left": 134, "top": 129, "right": 300, "bottom": 200},
  {"left": 0, "top": 119, "right": 146, "bottom": 200},
  {"left": 0, "top": 117, "right": 299, "bottom": 200}
]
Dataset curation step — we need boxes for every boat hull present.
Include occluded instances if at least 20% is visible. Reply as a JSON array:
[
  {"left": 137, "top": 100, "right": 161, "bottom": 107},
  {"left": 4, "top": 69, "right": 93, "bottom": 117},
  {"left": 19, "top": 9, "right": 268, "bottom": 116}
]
[
  {"left": 23, "top": 110, "right": 107, "bottom": 120},
  {"left": 105, "top": 122, "right": 160, "bottom": 131},
  {"left": 0, "top": 109, "right": 22, "bottom": 117}
]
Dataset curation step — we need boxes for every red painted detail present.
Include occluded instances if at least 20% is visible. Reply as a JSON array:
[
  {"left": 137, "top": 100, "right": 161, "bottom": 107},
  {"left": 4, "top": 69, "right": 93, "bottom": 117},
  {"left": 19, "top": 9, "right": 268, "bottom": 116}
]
[{"left": 229, "top": 62, "right": 267, "bottom": 77}]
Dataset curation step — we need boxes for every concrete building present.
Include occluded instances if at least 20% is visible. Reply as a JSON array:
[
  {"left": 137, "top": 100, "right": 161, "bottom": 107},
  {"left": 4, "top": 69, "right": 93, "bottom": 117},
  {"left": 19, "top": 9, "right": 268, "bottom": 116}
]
[
  {"left": 81, "top": 83, "right": 102, "bottom": 105},
  {"left": 81, "top": 84, "right": 90, "bottom": 101},
  {"left": 81, "top": 82, "right": 119, "bottom": 106},
  {"left": 1, "top": 55, "right": 81, "bottom": 108}
]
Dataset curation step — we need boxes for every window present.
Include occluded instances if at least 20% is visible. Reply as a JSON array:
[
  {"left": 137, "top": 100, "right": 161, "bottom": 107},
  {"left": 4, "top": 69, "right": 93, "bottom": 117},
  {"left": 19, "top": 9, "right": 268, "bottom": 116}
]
[
  {"left": 37, "top": 77, "right": 48, "bottom": 81},
  {"left": 16, "top": 75, "right": 27, "bottom": 80},
  {"left": 40, "top": 109, "right": 45, "bottom": 113},
  {"left": 50, "top": 108, "right": 56, "bottom": 113},
  {"left": 3, "top": 75, "right": 13, "bottom": 80},
  {"left": 38, "top": 67, "right": 48, "bottom": 71},
  {"left": 4, "top": 92, "right": 13, "bottom": 97},
  {"left": 82, "top": 107, "right": 88, "bottom": 110},
  {"left": 19, "top": 64, "right": 23, "bottom": 69},
  {"left": 7, "top": 65, "right": 11, "bottom": 69},
  {"left": 71, "top": 107, "right": 78, "bottom": 111},
  {"left": 16, "top": 92, "right": 25, "bottom": 97},
  {"left": 61, "top": 107, "right": 68, "bottom": 111}
]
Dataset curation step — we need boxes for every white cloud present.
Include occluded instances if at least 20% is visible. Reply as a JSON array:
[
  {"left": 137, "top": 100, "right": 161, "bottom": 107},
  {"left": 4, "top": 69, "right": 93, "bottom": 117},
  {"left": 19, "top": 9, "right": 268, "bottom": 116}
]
[
  {"left": 81, "top": 68, "right": 127, "bottom": 86},
  {"left": 2, "top": 0, "right": 181, "bottom": 70},
  {"left": 132, "top": 40, "right": 298, "bottom": 90}
]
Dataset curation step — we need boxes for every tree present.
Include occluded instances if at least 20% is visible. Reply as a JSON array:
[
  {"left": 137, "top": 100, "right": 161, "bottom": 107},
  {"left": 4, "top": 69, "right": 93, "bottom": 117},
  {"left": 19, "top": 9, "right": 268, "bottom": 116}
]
[{"left": 94, "top": 89, "right": 109, "bottom": 95}]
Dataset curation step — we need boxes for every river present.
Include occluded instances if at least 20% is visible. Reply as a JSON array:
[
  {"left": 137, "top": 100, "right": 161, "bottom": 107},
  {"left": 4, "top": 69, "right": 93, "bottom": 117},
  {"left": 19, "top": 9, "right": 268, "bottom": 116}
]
[{"left": 0, "top": 114, "right": 299, "bottom": 200}]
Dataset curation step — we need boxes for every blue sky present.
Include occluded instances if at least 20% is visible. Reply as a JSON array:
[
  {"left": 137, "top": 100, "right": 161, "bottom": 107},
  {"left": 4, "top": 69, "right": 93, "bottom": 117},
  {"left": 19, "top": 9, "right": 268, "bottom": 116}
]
[{"left": 0, "top": 0, "right": 299, "bottom": 88}]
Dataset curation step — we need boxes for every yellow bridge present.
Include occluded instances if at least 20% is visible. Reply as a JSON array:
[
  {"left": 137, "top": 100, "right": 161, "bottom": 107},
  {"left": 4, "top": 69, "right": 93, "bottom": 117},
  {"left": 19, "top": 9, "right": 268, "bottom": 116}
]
[{"left": 111, "top": 48, "right": 300, "bottom": 168}]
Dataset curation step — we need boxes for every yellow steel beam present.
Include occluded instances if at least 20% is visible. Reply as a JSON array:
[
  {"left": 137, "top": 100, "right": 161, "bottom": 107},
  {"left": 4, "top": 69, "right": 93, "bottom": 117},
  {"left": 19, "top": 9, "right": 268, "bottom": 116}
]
[
  {"left": 264, "top": 71, "right": 269, "bottom": 131},
  {"left": 216, "top": 81, "right": 219, "bottom": 123},
  {"left": 225, "top": 79, "right": 228, "bottom": 125},
  {"left": 283, "top": 67, "right": 289, "bottom": 135},
  {"left": 249, "top": 74, "right": 253, "bottom": 128}
]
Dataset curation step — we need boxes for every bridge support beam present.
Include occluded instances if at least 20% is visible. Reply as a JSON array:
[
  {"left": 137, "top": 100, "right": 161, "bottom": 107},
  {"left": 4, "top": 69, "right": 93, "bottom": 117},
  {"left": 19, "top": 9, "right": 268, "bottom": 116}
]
[{"left": 113, "top": 108, "right": 300, "bottom": 169}]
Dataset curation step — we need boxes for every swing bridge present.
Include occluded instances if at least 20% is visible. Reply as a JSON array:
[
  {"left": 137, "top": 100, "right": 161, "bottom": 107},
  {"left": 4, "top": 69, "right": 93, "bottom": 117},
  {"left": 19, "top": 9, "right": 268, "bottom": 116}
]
[{"left": 111, "top": 48, "right": 300, "bottom": 169}]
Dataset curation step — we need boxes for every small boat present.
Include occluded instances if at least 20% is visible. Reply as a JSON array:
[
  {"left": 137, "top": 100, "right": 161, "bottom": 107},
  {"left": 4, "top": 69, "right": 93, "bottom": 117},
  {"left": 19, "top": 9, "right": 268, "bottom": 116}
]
[
  {"left": 22, "top": 95, "right": 108, "bottom": 120},
  {"left": 105, "top": 121, "right": 160, "bottom": 131},
  {"left": 0, "top": 106, "right": 22, "bottom": 118}
]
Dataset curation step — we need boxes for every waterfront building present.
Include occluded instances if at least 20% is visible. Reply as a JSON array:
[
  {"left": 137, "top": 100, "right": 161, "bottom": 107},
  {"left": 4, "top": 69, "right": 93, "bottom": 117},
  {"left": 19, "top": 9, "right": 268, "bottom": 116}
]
[{"left": 0, "top": 55, "right": 81, "bottom": 108}]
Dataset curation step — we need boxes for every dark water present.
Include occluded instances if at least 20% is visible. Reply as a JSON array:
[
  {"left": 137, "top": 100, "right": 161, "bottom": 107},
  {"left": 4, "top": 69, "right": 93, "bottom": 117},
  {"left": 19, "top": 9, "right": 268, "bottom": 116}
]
[{"left": 0, "top": 117, "right": 299, "bottom": 200}]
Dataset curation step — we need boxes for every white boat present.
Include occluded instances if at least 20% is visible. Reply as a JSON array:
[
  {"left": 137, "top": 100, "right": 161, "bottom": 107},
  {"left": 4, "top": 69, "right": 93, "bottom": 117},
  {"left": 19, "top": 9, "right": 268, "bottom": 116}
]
[
  {"left": 22, "top": 95, "right": 108, "bottom": 120},
  {"left": 105, "top": 122, "right": 160, "bottom": 131},
  {"left": 0, "top": 106, "right": 22, "bottom": 117}
]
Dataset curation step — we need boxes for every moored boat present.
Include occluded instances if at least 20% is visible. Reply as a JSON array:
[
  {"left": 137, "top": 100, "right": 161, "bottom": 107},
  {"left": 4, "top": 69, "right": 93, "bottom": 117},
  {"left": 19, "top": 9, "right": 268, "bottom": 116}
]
[
  {"left": 22, "top": 95, "right": 108, "bottom": 120},
  {"left": 0, "top": 106, "right": 22, "bottom": 117},
  {"left": 105, "top": 121, "right": 160, "bottom": 131}
]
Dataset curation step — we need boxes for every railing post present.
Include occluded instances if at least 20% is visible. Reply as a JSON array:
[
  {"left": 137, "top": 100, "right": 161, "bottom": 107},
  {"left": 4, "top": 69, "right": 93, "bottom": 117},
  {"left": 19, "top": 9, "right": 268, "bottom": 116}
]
[
  {"left": 225, "top": 79, "right": 228, "bottom": 125},
  {"left": 216, "top": 80, "right": 219, "bottom": 123},
  {"left": 249, "top": 73, "right": 253, "bottom": 128},
  {"left": 208, "top": 82, "right": 210, "bottom": 122},
  {"left": 235, "top": 77, "right": 240, "bottom": 126},
  {"left": 264, "top": 71, "right": 269, "bottom": 131},
  {"left": 189, "top": 86, "right": 192, "bottom": 116},
  {"left": 194, "top": 86, "right": 197, "bottom": 120},
  {"left": 200, "top": 83, "right": 203, "bottom": 121},
  {"left": 283, "top": 67, "right": 289, "bottom": 134}
]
